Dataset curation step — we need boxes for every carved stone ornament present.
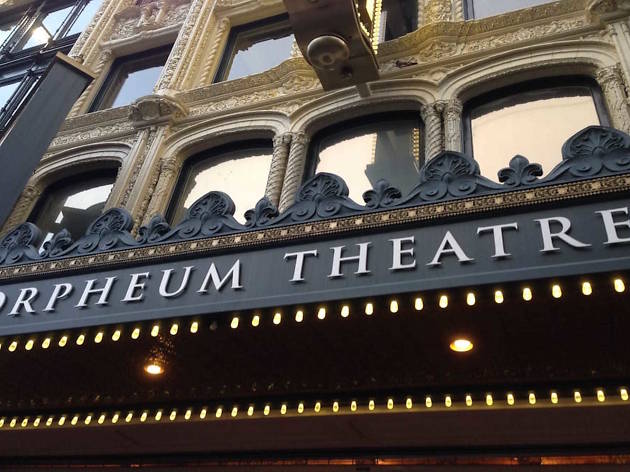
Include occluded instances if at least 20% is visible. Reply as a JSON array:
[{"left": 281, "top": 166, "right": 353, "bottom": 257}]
[
  {"left": 129, "top": 94, "right": 188, "bottom": 126},
  {"left": 4, "top": 126, "right": 630, "bottom": 266}
]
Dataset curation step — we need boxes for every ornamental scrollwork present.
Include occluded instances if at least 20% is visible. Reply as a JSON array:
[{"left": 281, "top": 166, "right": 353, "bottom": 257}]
[{"left": 3, "top": 126, "right": 630, "bottom": 266}]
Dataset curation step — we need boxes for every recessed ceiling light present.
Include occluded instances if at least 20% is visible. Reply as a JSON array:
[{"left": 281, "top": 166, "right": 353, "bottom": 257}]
[{"left": 450, "top": 338, "right": 473, "bottom": 352}]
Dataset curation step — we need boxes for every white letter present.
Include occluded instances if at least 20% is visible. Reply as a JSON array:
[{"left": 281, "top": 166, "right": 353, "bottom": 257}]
[
  {"left": 427, "top": 231, "right": 474, "bottom": 266},
  {"left": 43, "top": 283, "right": 73, "bottom": 312},
  {"left": 535, "top": 217, "right": 591, "bottom": 252},
  {"left": 284, "top": 250, "right": 318, "bottom": 282},
  {"left": 0, "top": 291, "right": 6, "bottom": 311},
  {"left": 75, "top": 277, "right": 117, "bottom": 308},
  {"left": 477, "top": 223, "right": 519, "bottom": 258},
  {"left": 198, "top": 260, "right": 243, "bottom": 292},
  {"left": 9, "top": 287, "right": 38, "bottom": 315},
  {"left": 389, "top": 237, "right": 416, "bottom": 271},
  {"left": 122, "top": 272, "right": 150, "bottom": 303},
  {"left": 160, "top": 266, "right": 194, "bottom": 298},
  {"left": 596, "top": 207, "right": 630, "bottom": 245},
  {"left": 329, "top": 243, "right": 371, "bottom": 278}
]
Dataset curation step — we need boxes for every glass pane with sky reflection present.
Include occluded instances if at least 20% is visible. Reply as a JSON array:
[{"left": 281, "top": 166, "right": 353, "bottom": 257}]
[
  {"left": 226, "top": 33, "right": 294, "bottom": 81},
  {"left": 471, "top": 0, "right": 552, "bottom": 18}
]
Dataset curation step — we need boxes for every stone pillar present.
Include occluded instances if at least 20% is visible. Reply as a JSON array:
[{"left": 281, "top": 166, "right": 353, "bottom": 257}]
[
  {"left": 1, "top": 183, "right": 41, "bottom": 234},
  {"left": 452, "top": 0, "right": 465, "bottom": 21},
  {"left": 443, "top": 98, "right": 463, "bottom": 152},
  {"left": 265, "top": 133, "right": 292, "bottom": 207},
  {"left": 142, "top": 156, "right": 180, "bottom": 225},
  {"left": 68, "top": 48, "right": 113, "bottom": 117},
  {"left": 198, "top": 17, "right": 231, "bottom": 86},
  {"left": 596, "top": 64, "right": 630, "bottom": 134},
  {"left": 278, "top": 132, "right": 309, "bottom": 212},
  {"left": 421, "top": 103, "right": 443, "bottom": 159},
  {"left": 607, "top": 22, "right": 630, "bottom": 92}
]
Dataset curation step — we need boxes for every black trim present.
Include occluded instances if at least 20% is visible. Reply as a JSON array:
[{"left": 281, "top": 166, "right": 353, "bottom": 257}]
[{"left": 462, "top": 76, "right": 610, "bottom": 158}]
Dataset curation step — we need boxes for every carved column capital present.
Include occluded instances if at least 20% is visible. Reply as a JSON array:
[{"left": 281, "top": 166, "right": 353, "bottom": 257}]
[
  {"left": 596, "top": 64, "right": 630, "bottom": 133},
  {"left": 273, "top": 132, "right": 293, "bottom": 148},
  {"left": 423, "top": 0, "right": 453, "bottom": 24},
  {"left": 443, "top": 98, "right": 464, "bottom": 152},
  {"left": 596, "top": 64, "right": 624, "bottom": 86}
]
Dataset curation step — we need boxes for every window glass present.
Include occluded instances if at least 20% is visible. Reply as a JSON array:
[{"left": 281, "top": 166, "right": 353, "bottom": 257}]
[
  {"left": 0, "top": 20, "right": 17, "bottom": 46},
  {"left": 313, "top": 116, "right": 423, "bottom": 203},
  {"left": 225, "top": 31, "right": 294, "bottom": 81},
  {"left": 172, "top": 146, "right": 273, "bottom": 224},
  {"left": 469, "top": 0, "right": 552, "bottom": 18},
  {"left": 379, "top": 0, "right": 417, "bottom": 41},
  {"left": 110, "top": 64, "right": 163, "bottom": 108},
  {"left": 67, "top": 0, "right": 102, "bottom": 36},
  {"left": 20, "top": 6, "right": 73, "bottom": 49},
  {"left": 0, "top": 81, "right": 20, "bottom": 110},
  {"left": 470, "top": 87, "right": 600, "bottom": 181},
  {"left": 30, "top": 173, "right": 115, "bottom": 248}
]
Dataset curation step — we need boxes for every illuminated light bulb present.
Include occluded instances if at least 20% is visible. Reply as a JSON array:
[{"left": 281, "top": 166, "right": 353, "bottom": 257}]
[
  {"left": 365, "top": 302, "right": 374, "bottom": 316},
  {"left": 111, "top": 413, "right": 119, "bottom": 424},
  {"left": 350, "top": 400, "right": 357, "bottom": 412},
  {"left": 42, "top": 337, "right": 51, "bottom": 349},
  {"left": 317, "top": 307, "right": 326, "bottom": 320},
  {"left": 273, "top": 312, "right": 282, "bottom": 325},
  {"left": 614, "top": 278, "right": 626, "bottom": 293},
  {"left": 231, "top": 316, "right": 239, "bottom": 329},
  {"left": 494, "top": 290, "right": 504, "bottom": 304},
  {"left": 486, "top": 394, "right": 493, "bottom": 406},
  {"left": 551, "top": 392, "right": 558, "bottom": 404},
  {"left": 387, "top": 398, "right": 394, "bottom": 410},
  {"left": 247, "top": 406, "right": 254, "bottom": 416},
  {"left": 264, "top": 405, "right": 270, "bottom": 416},
  {"left": 450, "top": 338, "right": 473, "bottom": 353},
  {"left": 125, "top": 412, "right": 133, "bottom": 423},
  {"left": 215, "top": 407, "right": 222, "bottom": 418},
  {"left": 581, "top": 281, "right": 592, "bottom": 296},
  {"left": 298, "top": 402, "right": 304, "bottom": 414},
  {"left": 33, "top": 417, "right": 40, "bottom": 427},
  {"left": 170, "top": 323, "right": 178, "bottom": 335},
  {"left": 98, "top": 414, "right": 106, "bottom": 424},
  {"left": 621, "top": 388, "right": 629, "bottom": 401},
  {"left": 389, "top": 300, "right": 399, "bottom": 313},
  {"left": 59, "top": 335, "right": 68, "bottom": 347},
  {"left": 151, "top": 325, "right": 159, "bottom": 337},
  {"left": 280, "top": 404, "right": 287, "bottom": 415},
  {"left": 0, "top": 418, "right": 4, "bottom": 428},
  {"left": 169, "top": 410, "right": 177, "bottom": 421},
  {"left": 21, "top": 418, "right": 28, "bottom": 428},
  {"left": 551, "top": 284, "right": 562, "bottom": 298},
  {"left": 200, "top": 408, "right": 207, "bottom": 419},
  {"left": 445, "top": 396, "right": 452, "bottom": 408},
  {"left": 71, "top": 415, "right": 78, "bottom": 425},
  {"left": 94, "top": 332, "right": 103, "bottom": 344},
  {"left": 425, "top": 397, "right": 432, "bottom": 408},
  {"left": 574, "top": 391, "right": 582, "bottom": 403},
  {"left": 84, "top": 415, "right": 92, "bottom": 425},
  {"left": 9, "top": 418, "right": 16, "bottom": 428},
  {"left": 522, "top": 287, "right": 533, "bottom": 301},
  {"left": 8, "top": 341, "right": 17, "bottom": 352},
  {"left": 465, "top": 395, "right": 473, "bottom": 407},
  {"left": 295, "top": 310, "right": 304, "bottom": 322},
  {"left": 144, "top": 363, "right": 163, "bottom": 376},
  {"left": 466, "top": 292, "right": 476, "bottom": 306},
  {"left": 190, "top": 321, "right": 199, "bottom": 333},
  {"left": 332, "top": 401, "right": 339, "bottom": 413},
  {"left": 439, "top": 295, "right": 448, "bottom": 309},
  {"left": 185, "top": 409, "right": 192, "bottom": 420},
  {"left": 597, "top": 389, "right": 605, "bottom": 402},
  {"left": 507, "top": 393, "right": 515, "bottom": 406},
  {"left": 58, "top": 416, "right": 66, "bottom": 426},
  {"left": 131, "top": 328, "right": 140, "bottom": 339},
  {"left": 314, "top": 402, "right": 321, "bottom": 413},
  {"left": 251, "top": 315, "right": 260, "bottom": 327},
  {"left": 341, "top": 305, "right": 350, "bottom": 318},
  {"left": 155, "top": 410, "right": 162, "bottom": 421},
  {"left": 76, "top": 334, "right": 85, "bottom": 346},
  {"left": 112, "top": 330, "right": 121, "bottom": 341},
  {"left": 46, "top": 417, "right": 53, "bottom": 427},
  {"left": 414, "top": 297, "right": 423, "bottom": 311},
  {"left": 528, "top": 393, "right": 536, "bottom": 405},
  {"left": 140, "top": 411, "right": 148, "bottom": 422},
  {"left": 405, "top": 397, "right": 413, "bottom": 409},
  {"left": 368, "top": 400, "right": 375, "bottom": 411},
  {"left": 25, "top": 339, "right": 34, "bottom": 351}
]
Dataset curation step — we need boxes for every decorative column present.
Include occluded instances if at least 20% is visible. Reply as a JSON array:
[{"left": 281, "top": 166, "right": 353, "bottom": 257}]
[
  {"left": 1, "top": 183, "right": 41, "bottom": 234},
  {"left": 596, "top": 64, "right": 630, "bottom": 134},
  {"left": 265, "top": 133, "right": 293, "bottom": 207},
  {"left": 198, "top": 17, "right": 231, "bottom": 86},
  {"left": 68, "top": 48, "right": 113, "bottom": 117},
  {"left": 452, "top": 0, "right": 465, "bottom": 21},
  {"left": 142, "top": 156, "right": 180, "bottom": 226},
  {"left": 443, "top": 98, "right": 463, "bottom": 152},
  {"left": 421, "top": 103, "right": 443, "bottom": 160},
  {"left": 278, "top": 133, "right": 309, "bottom": 212},
  {"left": 606, "top": 23, "right": 630, "bottom": 96}
]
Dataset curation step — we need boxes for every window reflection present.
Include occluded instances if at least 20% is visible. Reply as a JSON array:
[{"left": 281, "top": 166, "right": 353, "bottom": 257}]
[
  {"left": 29, "top": 172, "right": 116, "bottom": 248},
  {"left": 0, "top": 81, "right": 20, "bottom": 110},
  {"left": 467, "top": 0, "right": 552, "bottom": 19},
  {"left": 312, "top": 115, "right": 423, "bottom": 203},
  {"left": 378, "top": 0, "right": 418, "bottom": 42},
  {"left": 67, "top": 0, "right": 102, "bottom": 36},
  {"left": 171, "top": 144, "right": 273, "bottom": 224},
  {"left": 0, "top": 20, "right": 17, "bottom": 46},
  {"left": 470, "top": 86, "right": 601, "bottom": 181}
]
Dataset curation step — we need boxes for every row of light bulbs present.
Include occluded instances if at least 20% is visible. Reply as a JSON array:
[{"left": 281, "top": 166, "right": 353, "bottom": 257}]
[
  {"left": 1, "top": 387, "right": 628, "bottom": 430},
  {"left": 1, "top": 276, "right": 626, "bottom": 354}
]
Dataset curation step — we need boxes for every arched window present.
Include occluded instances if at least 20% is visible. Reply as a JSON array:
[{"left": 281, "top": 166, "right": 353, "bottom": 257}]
[
  {"left": 307, "top": 113, "right": 424, "bottom": 203},
  {"left": 464, "top": 77, "right": 609, "bottom": 181},
  {"left": 28, "top": 169, "right": 117, "bottom": 246},
  {"left": 169, "top": 141, "right": 273, "bottom": 224}
]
